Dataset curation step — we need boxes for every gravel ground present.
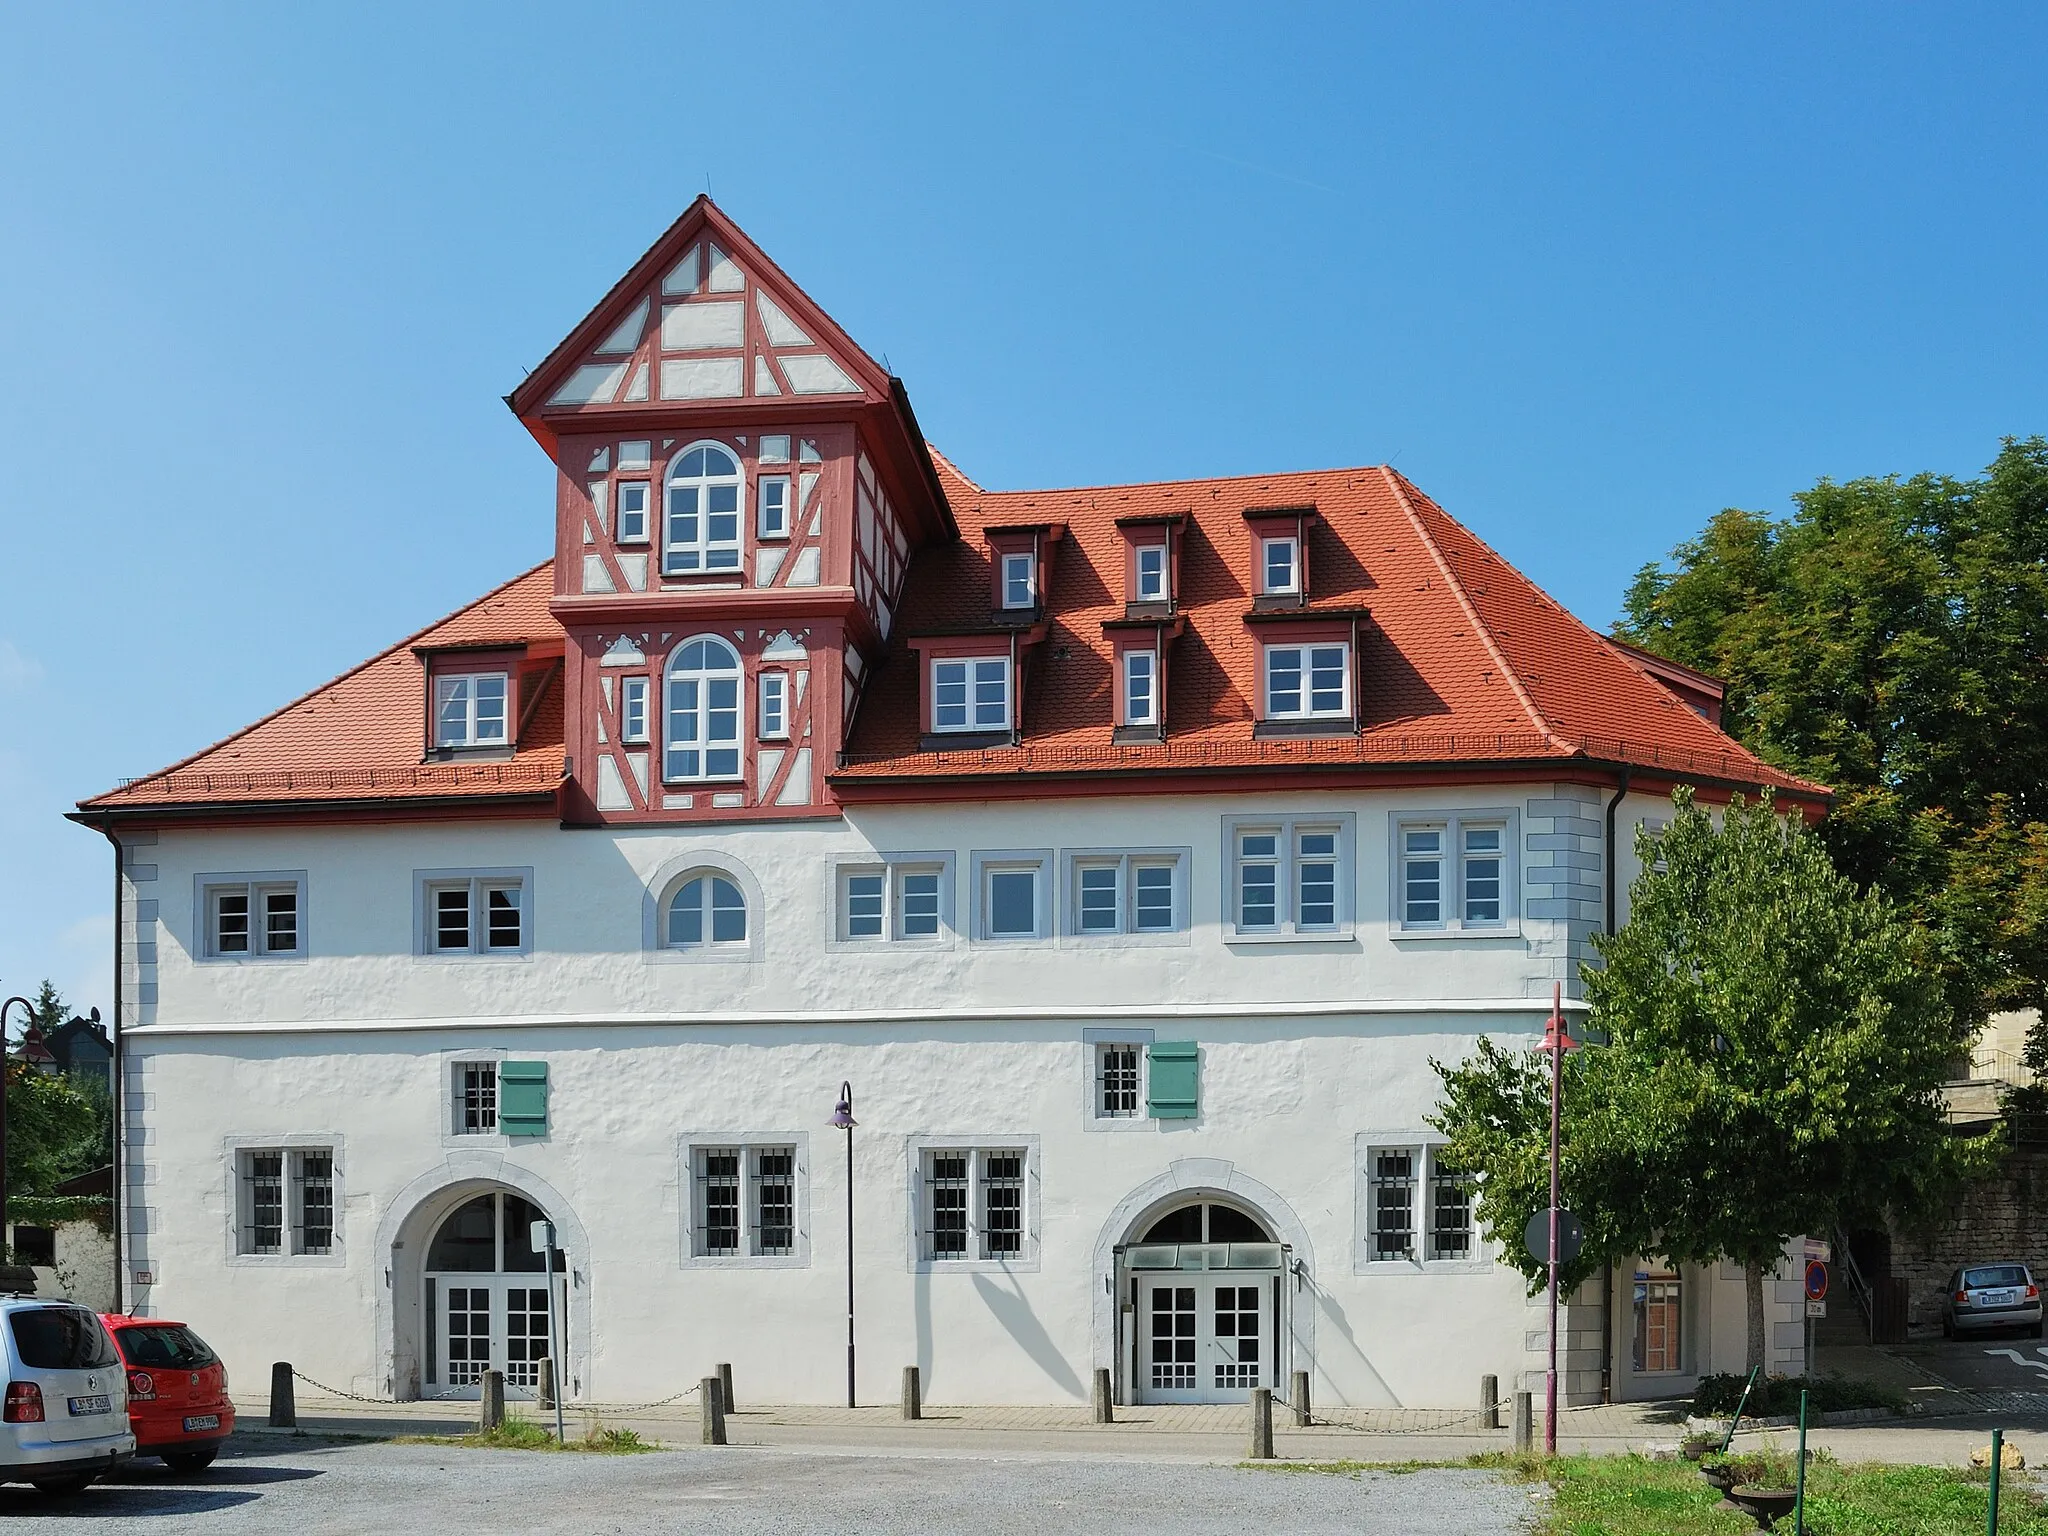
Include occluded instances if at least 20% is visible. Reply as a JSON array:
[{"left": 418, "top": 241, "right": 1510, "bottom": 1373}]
[{"left": 0, "top": 1440, "right": 1529, "bottom": 1534}]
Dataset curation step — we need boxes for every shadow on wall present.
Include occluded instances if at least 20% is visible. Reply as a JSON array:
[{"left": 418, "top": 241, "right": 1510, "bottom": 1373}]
[
  {"left": 972, "top": 1270, "right": 1086, "bottom": 1400},
  {"left": 1310, "top": 1281, "right": 1402, "bottom": 1409}
]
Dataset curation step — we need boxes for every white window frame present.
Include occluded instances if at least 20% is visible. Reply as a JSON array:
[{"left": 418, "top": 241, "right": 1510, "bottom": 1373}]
[
  {"left": 999, "top": 551, "right": 1035, "bottom": 610},
  {"left": 1122, "top": 648, "right": 1158, "bottom": 727},
  {"left": 1060, "top": 848, "right": 1190, "bottom": 942},
  {"left": 663, "top": 440, "right": 745, "bottom": 575},
  {"left": 1134, "top": 543, "right": 1167, "bottom": 603},
  {"left": 930, "top": 656, "right": 1011, "bottom": 734},
  {"left": 224, "top": 1134, "right": 345, "bottom": 1268},
  {"left": 664, "top": 635, "right": 744, "bottom": 782},
  {"left": 1354, "top": 1135, "right": 1487, "bottom": 1273},
  {"left": 641, "top": 854, "right": 765, "bottom": 965},
  {"left": 828, "top": 854, "right": 956, "bottom": 949},
  {"left": 413, "top": 868, "right": 534, "bottom": 959},
  {"left": 195, "top": 872, "right": 307, "bottom": 962},
  {"left": 758, "top": 670, "right": 789, "bottom": 740},
  {"left": 433, "top": 671, "right": 510, "bottom": 748},
  {"left": 663, "top": 871, "right": 750, "bottom": 952},
  {"left": 1390, "top": 809, "right": 1521, "bottom": 936},
  {"left": 970, "top": 850, "right": 1053, "bottom": 942},
  {"left": 757, "top": 474, "right": 792, "bottom": 539},
  {"left": 619, "top": 675, "right": 650, "bottom": 745},
  {"left": 677, "top": 1134, "right": 811, "bottom": 1269},
  {"left": 1083, "top": 1026, "right": 1155, "bottom": 1130},
  {"left": 616, "top": 480, "right": 650, "bottom": 544},
  {"left": 907, "top": 1136, "right": 1041, "bottom": 1271},
  {"left": 1222, "top": 814, "right": 1356, "bottom": 942},
  {"left": 1259, "top": 535, "right": 1300, "bottom": 595},
  {"left": 1262, "top": 642, "right": 1351, "bottom": 721}
]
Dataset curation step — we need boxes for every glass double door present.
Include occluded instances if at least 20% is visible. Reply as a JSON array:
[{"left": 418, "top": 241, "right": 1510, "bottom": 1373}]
[
  {"left": 422, "top": 1190, "right": 560, "bottom": 1399},
  {"left": 1140, "top": 1275, "right": 1272, "bottom": 1403}
]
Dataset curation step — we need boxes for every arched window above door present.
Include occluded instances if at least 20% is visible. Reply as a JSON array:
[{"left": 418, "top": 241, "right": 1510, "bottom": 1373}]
[{"left": 1140, "top": 1202, "right": 1272, "bottom": 1244}]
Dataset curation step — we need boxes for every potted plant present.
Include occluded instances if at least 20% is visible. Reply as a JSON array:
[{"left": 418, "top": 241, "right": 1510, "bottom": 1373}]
[{"left": 1679, "top": 1431, "right": 1719, "bottom": 1462}]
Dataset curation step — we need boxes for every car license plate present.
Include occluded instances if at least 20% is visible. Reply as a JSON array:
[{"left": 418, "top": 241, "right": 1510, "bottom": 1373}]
[
  {"left": 182, "top": 1414, "right": 220, "bottom": 1432},
  {"left": 67, "top": 1394, "right": 111, "bottom": 1416},
  {"left": 1984, "top": 1289, "right": 2019, "bottom": 1306}
]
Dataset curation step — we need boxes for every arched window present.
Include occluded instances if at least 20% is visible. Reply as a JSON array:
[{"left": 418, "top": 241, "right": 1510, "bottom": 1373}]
[
  {"left": 664, "top": 443, "right": 743, "bottom": 574},
  {"left": 667, "top": 874, "right": 747, "bottom": 948},
  {"left": 665, "top": 637, "right": 742, "bottom": 781}
]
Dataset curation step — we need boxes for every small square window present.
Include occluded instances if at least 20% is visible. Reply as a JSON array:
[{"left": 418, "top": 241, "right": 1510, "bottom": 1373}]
[
  {"left": 204, "top": 878, "right": 304, "bottom": 959},
  {"left": 759, "top": 434, "right": 792, "bottom": 465},
  {"left": 1134, "top": 545, "right": 1167, "bottom": 602},
  {"left": 759, "top": 671, "right": 789, "bottom": 740},
  {"left": 617, "top": 481, "right": 650, "bottom": 544},
  {"left": 617, "top": 440, "right": 652, "bottom": 471},
  {"left": 455, "top": 1062, "right": 498, "bottom": 1134},
  {"left": 620, "top": 676, "right": 650, "bottom": 744},
  {"left": 1000, "top": 552, "right": 1035, "bottom": 610},
  {"left": 1261, "top": 536, "right": 1299, "bottom": 595},
  {"left": 424, "top": 874, "right": 531, "bottom": 956},
  {"left": 758, "top": 475, "right": 792, "bottom": 539},
  {"left": 1096, "top": 1041, "right": 1142, "bottom": 1118},
  {"left": 986, "top": 867, "right": 1039, "bottom": 938}
]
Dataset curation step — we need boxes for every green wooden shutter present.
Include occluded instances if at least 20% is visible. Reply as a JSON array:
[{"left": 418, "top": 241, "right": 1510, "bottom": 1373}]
[
  {"left": 500, "top": 1061, "right": 549, "bottom": 1138},
  {"left": 1147, "top": 1041, "right": 1199, "bottom": 1120}
]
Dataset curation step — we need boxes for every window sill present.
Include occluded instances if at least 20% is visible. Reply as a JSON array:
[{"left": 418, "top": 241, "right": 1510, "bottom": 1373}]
[
  {"left": 1357, "top": 1257, "right": 1494, "bottom": 1276},
  {"left": 226, "top": 1252, "right": 346, "bottom": 1270},
  {"left": 678, "top": 1252, "right": 811, "bottom": 1271},
  {"left": 196, "top": 953, "right": 307, "bottom": 965},
  {"left": 1060, "top": 928, "right": 1191, "bottom": 949},
  {"left": 660, "top": 777, "right": 746, "bottom": 788},
  {"left": 660, "top": 567, "right": 746, "bottom": 582},
  {"left": 824, "top": 934, "right": 957, "bottom": 955},
  {"left": 1085, "top": 1114, "right": 1160, "bottom": 1134},
  {"left": 1224, "top": 928, "right": 1358, "bottom": 947},
  {"left": 1391, "top": 924, "right": 1524, "bottom": 942},
  {"left": 645, "top": 945, "right": 760, "bottom": 965},
  {"left": 911, "top": 1256, "right": 1041, "bottom": 1275},
  {"left": 417, "top": 950, "right": 534, "bottom": 962}
]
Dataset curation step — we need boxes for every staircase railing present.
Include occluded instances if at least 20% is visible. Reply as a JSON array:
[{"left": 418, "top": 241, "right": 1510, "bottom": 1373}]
[{"left": 1832, "top": 1230, "right": 1875, "bottom": 1341}]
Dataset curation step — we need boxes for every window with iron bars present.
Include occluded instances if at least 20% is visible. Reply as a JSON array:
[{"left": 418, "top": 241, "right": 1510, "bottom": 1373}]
[
  {"left": 1369, "top": 1149, "right": 1417, "bottom": 1261},
  {"left": 239, "top": 1146, "right": 335, "bottom": 1257},
  {"left": 923, "top": 1147, "right": 1028, "bottom": 1261},
  {"left": 692, "top": 1144, "right": 799, "bottom": 1258},
  {"left": 1096, "top": 1041, "right": 1142, "bottom": 1118},
  {"left": 454, "top": 1062, "right": 498, "bottom": 1134},
  {"left": 1367, "top": 1145, "right": 1477, "bottom": 1264}
]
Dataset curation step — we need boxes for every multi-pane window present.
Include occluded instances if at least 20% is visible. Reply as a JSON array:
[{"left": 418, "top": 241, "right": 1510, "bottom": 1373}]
[
  {"left": 619, "top": 676, "right": 650, "bottom": 744},
  {"left": 1398, "top": 815, "right": 1513, "bottom": 930},
  {"left": 757, "top": 474, "right": 791, "bottom": 539},
  {"left": 1123, "top": 650, "right": 1157, "bottom": 727},
  {"left": 426, "top": 878, "right": 526, "bottom": 955},
  {"left": 664, "top": 443, "right": 743, "bottom": 574},
  {"left": 1070, "top": 855, "right": 1180, "bottom": 936},
  {"left": 697, "top": 1147, "right": 743, "bottom": 1255},
  {"left": 922, "top": 1147, "right": 1030, "bottom": 1261},
  {"left": 665, "top": 637, "right": 743, "bottom": 780},
  {"left": 1366, "top": 1145, "right": 1477, "bottom": 1266},
  {"left": 984, "top": 864, "right": 1041, "bottom": 939},
  {"left": 454, "top": 1062, "right": 498, "bottom": 1134},
  {"left": 690, "top": 1143, "right": 800, "bottom": 1259},
  {"left": 758, "top": 670, "right": 788, "bottom": 739},
  {"left": 1263, "top": 644, "right": 1349, "bottom": 720},
  {"left": 616, "top": 480, "right": 650, "bottom": 543},
  {"left": 1260, "top": 536, "right": 1299, "bottom": 594},
  {"left": 1096, "top": 1041, "right": 1142, "bottom": 1118},
  {"left": 667, "top": 875, "right": 747, "bottom": 949},
  {"left": 754, "top": 1147, "right": 796, "bottom": 1255},
  {"left": 836, "top": 863, "right": 946, "bottom": 942},
  {"left": 1134, "top": 544, "right": 1167, "bottom": 602},
  {"left": 1231, "top": 820, "right": 1347, "bottom": 936},
  {"left": 1000, "top": 552, "right": 1035, "bottom": 609},
  {"left": 205, "top": 880, "right": 302, "bottom": 959},
  {"left": 238, "top": 1146, "right": 336, "bottom": 1258},
  {"left": 931, "top": 658, "right": 1010, "bottom": 732},
  {"left": 1634, "top": 1273, "right": 1683, "bottom": 1373},
  {"left": 434, "top": 673, "right": 509, "bottom": 748}
]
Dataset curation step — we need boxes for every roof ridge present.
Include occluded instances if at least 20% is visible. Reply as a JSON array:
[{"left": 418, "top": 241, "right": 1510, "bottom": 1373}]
[
  {"left": 959, "top": 463, "right": 1390, "bottom": 501},
  {"left": 1376, "top": 467, "right": 1573, "bottom": 758},
  {"left": 82, "top": 559, "right": 555, "bottom": 806},
  {"left": 922, "top": 443, "right": 983, "bottom": 493}
]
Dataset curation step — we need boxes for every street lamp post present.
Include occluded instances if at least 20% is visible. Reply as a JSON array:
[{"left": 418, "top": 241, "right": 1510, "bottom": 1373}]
[
  {"left": 830, "top": 1083, "right": 857, "bottom": 1408},
  {"left": 0, "top": 996, "right": 36, "bottom": 1255},
  {"left": 1542, "top": 981, "right": 1576, "bottom": 1458}
]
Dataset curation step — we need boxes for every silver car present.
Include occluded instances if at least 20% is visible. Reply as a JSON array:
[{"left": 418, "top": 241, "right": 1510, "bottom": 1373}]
[
  {"left": 0, "top": 1299, "right": 134, "bottom": 1494},
  {"left": 1943, "top": 1263, "right": 2044, "bottom": 1339}
]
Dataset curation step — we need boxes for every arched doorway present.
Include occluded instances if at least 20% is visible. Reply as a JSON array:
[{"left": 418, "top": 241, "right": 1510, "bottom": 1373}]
[
  {"left": 421, "top": 1190, "right": 564, "bottom": 1398},
  {"left": 1122, "top": 1197, "right": 1285, "bottom": 1404}
]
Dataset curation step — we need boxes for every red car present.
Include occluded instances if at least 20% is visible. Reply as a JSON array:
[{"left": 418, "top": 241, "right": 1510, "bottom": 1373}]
[{"left": 97, "top": 1317, "right": 233, "bottom": 1472}]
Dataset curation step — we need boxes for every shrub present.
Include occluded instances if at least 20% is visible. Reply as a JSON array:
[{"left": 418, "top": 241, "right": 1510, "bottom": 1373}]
[{"left": 1694, "top": 1372, "right": 1906, "bottom": 1417}]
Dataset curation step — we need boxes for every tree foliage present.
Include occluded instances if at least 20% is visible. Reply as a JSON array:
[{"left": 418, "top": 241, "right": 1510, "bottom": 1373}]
[
  {"left": 2, "top": 980, "right": 112, "bottom": 1195},
  {"left": 1432, "top": 790, "right": 1993, "bottom": 1368},
  {"left": 1614, "top": 437, "right": 2048, "bottom": 1030}
]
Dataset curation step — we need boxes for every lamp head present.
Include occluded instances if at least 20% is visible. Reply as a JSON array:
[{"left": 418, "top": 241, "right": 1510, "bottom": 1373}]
[{"left": 830, "top": 1080, "right": 857, "bottom": 1131}]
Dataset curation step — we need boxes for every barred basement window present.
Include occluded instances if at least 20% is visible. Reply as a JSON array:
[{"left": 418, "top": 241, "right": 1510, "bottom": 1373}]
[
  {"left": 921, "top": 1147, "right": 1032, "bottom": 1262},
  {"left": 1370, "top": 1149, "right": 1416, "bottom": 1261},
  {"left": 927, "top": 1153, "right": 970, "bottom": 1259},
  {"left": 293, "top": 1150, "right": 334, "bottom": 1256},
  {"left": 454, "top": 1062, "right": 498, "bottom": 1134},
  {"left": 981, "top": 1152, "right": 1024, "bottom": 1258},
  {"left": 697, "top": 1147, "right": 743, "bottom": 1256},
  {"left": 245, "top": 1151, "right": 284, "bottom": 1255},
  {"left": 1097, "top": 1041, "right": 1141, "bottom": 1118},
  {"left": 754, "top": 1147, "right": 797, "bottom": 1256},
  {"left": 1428, "top": 1163, "right": 1475, "bottom": 1260}
]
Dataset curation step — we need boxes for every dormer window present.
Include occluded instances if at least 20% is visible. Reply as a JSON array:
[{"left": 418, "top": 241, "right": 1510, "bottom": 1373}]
[
  {"left": 1134, "top": 545, "right": 1167, "bottom": 603},
  {"left": 664, "top": 443, "right": 743, "bottom": 575},
  {"left": 1261, "top": 536, "right": 1299, "bottom": 596},
  {"left": 932, "top": 657, "right": 1011, "bottom": 733},
  {"left": 1264, "top": 643, "right": 1349, "bottom": 720},
  {"left": 435, "top": 673, "right": 509, "bottom": 747},
  {"left": 1123, "top": 650, "right": 1158, "bottom": 727},
  {"left": 1000, "top": 552, "right": 1035, "bottom": 610}
]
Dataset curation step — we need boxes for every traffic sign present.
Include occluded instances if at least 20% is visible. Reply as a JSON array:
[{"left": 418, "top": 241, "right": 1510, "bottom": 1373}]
[
  {"left": 1523, "top": 1209, "right": 1584, "bottom": 1266},
  {"left": 1802, "top": 1237, "right": 1832, "bottom": 1263},
  {"left": 1804, "top": 1260, "right": 1829, "bottom": 1301},
  {"left": 1806, "top": 1300, "right": 1827, "bottom": 1319}
]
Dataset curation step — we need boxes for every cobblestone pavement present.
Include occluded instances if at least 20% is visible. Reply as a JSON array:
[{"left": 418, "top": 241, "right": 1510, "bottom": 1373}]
[{"left": 0, "top": 1442, "right": 1532, "bottom": 1535}]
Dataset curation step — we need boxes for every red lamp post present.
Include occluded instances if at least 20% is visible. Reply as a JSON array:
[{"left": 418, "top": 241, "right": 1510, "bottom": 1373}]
[{"left": 1542, "top": 982, "right": 1576, "bottom": 1457}]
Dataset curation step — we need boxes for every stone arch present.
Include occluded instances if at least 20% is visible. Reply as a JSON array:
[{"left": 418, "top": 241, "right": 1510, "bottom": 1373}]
[
  {"left": 1090, "top": 1157, "right": 1317, "bottom": 1402},
  {"left": 373, "top": 1153, "right": 592, "bottom": 1401}
]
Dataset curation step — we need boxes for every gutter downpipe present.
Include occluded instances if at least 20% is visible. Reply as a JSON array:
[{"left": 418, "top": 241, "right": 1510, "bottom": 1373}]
[
  {"left": 94, "top": 821, "right": 125, "bottom": 1317},
  {"left": 1597, "top": 766, "right": 1631, "bottom": 1404}
]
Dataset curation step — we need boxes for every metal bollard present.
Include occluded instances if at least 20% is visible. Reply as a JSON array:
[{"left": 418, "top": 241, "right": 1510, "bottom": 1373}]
[
  {"left": 1092, "top": 1367, "right": 1114, "bottom": 1424},
  {"left": 700, "top": 1376, "right": 726, "bottom": 1444},
  {"left": 269, "top": 1362, "right": 296, "bottom": 1429},
  {"left": 1512, "top": 1389, "right": 1533, "bottom": 1452},
  {"left": 479, "top": 1369, "right": 505, "bottom": 1431},
  {"left": 1248, "top": 1386, "right": 1275, "bottom": 1459},
  {"left": 718, "top": 1362, "right": 735, "bottom": 1414},
  {"left": 1291, "top": 1369, "right": 1311, "bottom": 1427},
  {"left": 538, "top": 1357, "right": 556, "bottom": 1411},
  {"left": 1481, "top": 1373, "right": 1499, "bottom": 1431},
  {"left": 902, "top": 1365, "right": 922, "bottom": 1420}
]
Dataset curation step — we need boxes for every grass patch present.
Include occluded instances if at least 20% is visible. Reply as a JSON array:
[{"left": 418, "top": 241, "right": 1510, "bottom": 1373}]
[{"left": 396, "top": 1413, "right": 660, "bottom": 1454}]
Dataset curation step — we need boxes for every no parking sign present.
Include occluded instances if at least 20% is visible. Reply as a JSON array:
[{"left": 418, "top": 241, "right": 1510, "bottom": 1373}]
[{"left": 1805, "top": 1259, "right": 1829, "bottom": 1318}]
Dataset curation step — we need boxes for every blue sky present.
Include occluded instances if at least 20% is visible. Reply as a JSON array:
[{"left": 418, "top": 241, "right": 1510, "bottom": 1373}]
[{"left": 2, "top": 3, "right": 2043, "bottom": 1016}]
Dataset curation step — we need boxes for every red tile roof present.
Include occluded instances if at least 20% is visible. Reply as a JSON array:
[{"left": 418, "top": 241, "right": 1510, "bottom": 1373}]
[
  {"left": 836, "top": 463, "right": 1826, "bottom": 800},
  {"left": 78, "top": 563, "right": 565, "bottom": 815}
]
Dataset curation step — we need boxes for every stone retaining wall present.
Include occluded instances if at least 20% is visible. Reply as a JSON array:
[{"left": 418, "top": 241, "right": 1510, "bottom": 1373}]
[{"left": 1890, "top": 1148, "right": 2048, "bottom": 1324}]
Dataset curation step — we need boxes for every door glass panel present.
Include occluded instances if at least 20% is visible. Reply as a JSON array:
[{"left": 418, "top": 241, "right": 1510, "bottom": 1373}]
[
  {"left": 444, "top": 1286, "right": 491, "bottom": 1386},
  {"left": 505, "top": 1286, "right": 550, "bottom": 1388},
  {"left": 1214, "top": 1285, "right": 1262, "bottom": 1389},
  {"left": 1149, "top": 1285, "right": 1197, "bottom": 1390},
  {"left": 502, "top": 1195, "right": 549, "bottom": 1272},
  {"left": 427, "top": 1196, "right": 498, "bottom": 1271}
]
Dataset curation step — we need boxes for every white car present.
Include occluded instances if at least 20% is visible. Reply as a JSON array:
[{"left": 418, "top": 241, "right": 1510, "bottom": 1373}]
[{"left": 0, "top": 1298, "right": 134, "bottom": 1494}]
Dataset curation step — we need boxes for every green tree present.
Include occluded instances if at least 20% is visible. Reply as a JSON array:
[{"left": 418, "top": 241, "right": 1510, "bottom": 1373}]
[
  {"left": 5, "top": 1062, "right": 102, "bottom": 1197},
  {"left": 1432, "top": 790, "right": 1992, "bottom": 1371},
  {"left": 1615, "top": 437, "right": 2048, "bottom": 1032},
  {"left": 26, "top": 980, "right": 66, "bottom": 1037}
]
